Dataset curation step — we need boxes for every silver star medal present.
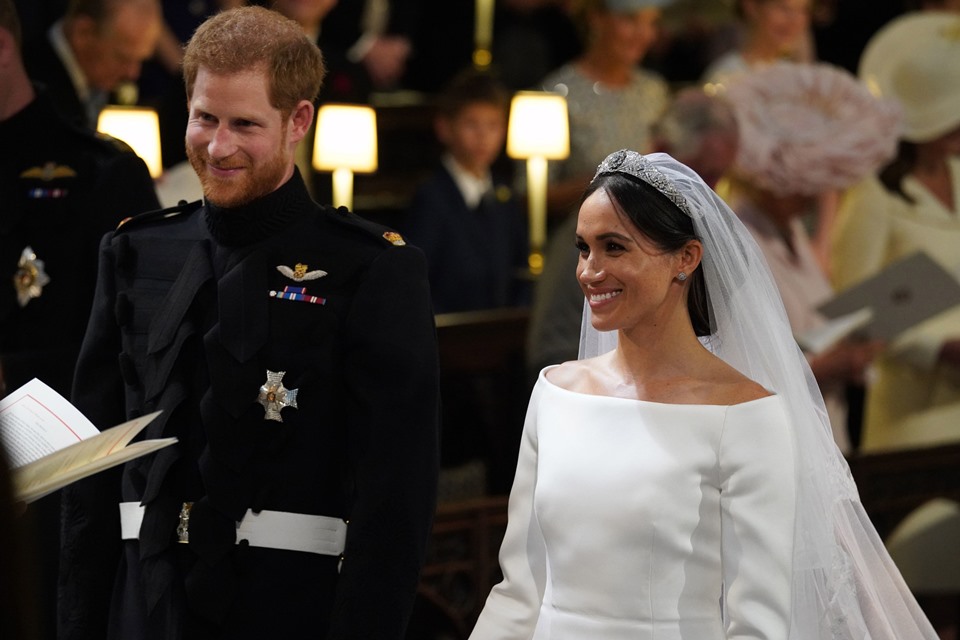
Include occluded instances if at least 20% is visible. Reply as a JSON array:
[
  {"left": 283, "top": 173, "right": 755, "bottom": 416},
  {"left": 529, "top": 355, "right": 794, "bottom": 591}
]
[
  {"left": 14, "top": 246, "right": 51, "bottom": 307},
  {"left": 277, "top": 263, "right": 327, "bottom": 281},
  {"left": 257, "top": 370, "right": 299, "bottom": 422}
]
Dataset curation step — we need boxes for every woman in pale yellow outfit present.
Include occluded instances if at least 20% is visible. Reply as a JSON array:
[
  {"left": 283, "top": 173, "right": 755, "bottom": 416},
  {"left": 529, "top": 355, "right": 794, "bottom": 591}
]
[
  {"left": 832, "top": 12, "right": 960, "bottom": 453},
  {"left": 831, "top": 12, "right": 960, "bottom": 637}
]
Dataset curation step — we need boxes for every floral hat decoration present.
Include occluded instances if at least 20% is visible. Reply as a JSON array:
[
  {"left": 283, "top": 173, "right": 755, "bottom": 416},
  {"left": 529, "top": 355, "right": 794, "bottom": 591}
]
[{"left": 721, "top": 61, "right": 902, "bottom": 197}]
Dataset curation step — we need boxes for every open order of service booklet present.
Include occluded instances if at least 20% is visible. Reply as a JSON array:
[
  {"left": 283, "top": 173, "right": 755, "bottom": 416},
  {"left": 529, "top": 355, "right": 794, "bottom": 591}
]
[
  {"left": 798, "top": 251, "right": 960, "bottom": 354},
  {"left": 0, "top": 378, "right": 176, "bottom": 503}
]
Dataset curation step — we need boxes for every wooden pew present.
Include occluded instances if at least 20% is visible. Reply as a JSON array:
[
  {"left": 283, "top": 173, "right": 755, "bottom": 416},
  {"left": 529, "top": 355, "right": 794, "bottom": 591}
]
[
  {"left": 848, "top": 442, "right": 960, "bottom": 539},
  {"left": 409, "top": 496, "right": 510, "bottom": 639},
  {"left": 407, "top": 309, "right": 529, "bottom": 638}
]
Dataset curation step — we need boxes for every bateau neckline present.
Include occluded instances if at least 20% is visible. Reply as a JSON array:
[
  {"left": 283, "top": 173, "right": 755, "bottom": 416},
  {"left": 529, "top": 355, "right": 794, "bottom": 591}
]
[{"left": 538, "top": 365, "right": 778, "bottom": 409}]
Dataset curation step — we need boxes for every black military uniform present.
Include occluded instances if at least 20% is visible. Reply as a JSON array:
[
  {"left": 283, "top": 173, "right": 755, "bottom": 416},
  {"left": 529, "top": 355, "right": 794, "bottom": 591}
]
[
  {"left": 0, "top": 90, "right": 159, "bottom": 397},
  {"left": 0, "top": 90, "right": 158, "bottom": 640},
  {"left": 22, "top": 32, "right": 91, "bottom": 128},
  {"left": 59, "top": 170, "right": 440, "bottom": 639}
]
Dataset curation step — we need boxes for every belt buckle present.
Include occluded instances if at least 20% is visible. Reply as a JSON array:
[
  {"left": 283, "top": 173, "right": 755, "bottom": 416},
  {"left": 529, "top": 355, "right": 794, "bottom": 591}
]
[{"left": 176, "top": 502, "right": 194, "bottom": 544}]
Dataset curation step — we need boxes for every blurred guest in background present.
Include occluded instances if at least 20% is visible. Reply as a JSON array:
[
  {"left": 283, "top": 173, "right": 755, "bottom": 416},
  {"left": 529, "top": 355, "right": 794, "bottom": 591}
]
[
  {"left": 404, "top": 68, "right": 528, "bottom": 314},
  {"left": 537, "top": 0, "right": 671, "bottom": 220},
  {"left": 834, "top": 11, "right": 960, "bottom": 455},
  {"left": 22, "top": 0, "right": 161, "bottom": 129},
  {"left": 702, "top": 0, "right": 812, "bottom": 85},
  {"left": 723, "top": 60, "right": 899, "bottom": 453},
  {"left": 833, "top": 14, "right": 960, "bottom": 633},
  {"left": 319, "top": 0, "right": 420, "bottom": 98}
]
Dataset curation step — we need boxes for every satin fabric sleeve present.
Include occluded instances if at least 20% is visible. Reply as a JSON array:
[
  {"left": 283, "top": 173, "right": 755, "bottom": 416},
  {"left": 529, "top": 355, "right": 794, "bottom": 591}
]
[
  {"left": 719, "top": 397, "right": 797, "bottom": 640},
  {"left": 469, "top": 381, "right": 547, "bottom": 639}
]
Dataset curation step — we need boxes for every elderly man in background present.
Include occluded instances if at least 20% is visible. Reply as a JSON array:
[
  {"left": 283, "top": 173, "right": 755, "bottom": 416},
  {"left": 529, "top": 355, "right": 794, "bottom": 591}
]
[{"left": 23, "top": 0, "right": 161, "bottom": 128}]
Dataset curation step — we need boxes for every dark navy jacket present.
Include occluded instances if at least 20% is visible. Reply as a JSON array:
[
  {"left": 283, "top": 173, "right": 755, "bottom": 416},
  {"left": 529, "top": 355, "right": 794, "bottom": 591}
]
[{"left": 404, "top": 164, "right": 529, "bottom": 314}]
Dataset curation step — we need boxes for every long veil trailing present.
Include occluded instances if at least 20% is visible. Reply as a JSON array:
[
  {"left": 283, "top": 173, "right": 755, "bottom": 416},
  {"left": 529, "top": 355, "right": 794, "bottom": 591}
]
[{"left": 580, "top": 151, "right": 938, "bottom": 639}]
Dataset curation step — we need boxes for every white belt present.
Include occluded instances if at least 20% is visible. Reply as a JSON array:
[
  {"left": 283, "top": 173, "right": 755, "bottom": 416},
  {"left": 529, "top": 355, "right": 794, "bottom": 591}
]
[{"left": 119, "top": 502, "right": 347, "bottom": 556}]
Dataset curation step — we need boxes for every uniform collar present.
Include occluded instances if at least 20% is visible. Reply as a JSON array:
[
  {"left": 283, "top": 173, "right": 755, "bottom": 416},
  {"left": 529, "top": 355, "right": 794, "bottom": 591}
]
[{"left": 203, "top": 169, "right": 313, "bottom": 246}]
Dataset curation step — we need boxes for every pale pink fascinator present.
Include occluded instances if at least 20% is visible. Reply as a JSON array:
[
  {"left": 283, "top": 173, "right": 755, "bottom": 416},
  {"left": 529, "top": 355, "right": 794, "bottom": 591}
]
[{"left": 722, "top": 61, "right": 902, "bottom": 197}]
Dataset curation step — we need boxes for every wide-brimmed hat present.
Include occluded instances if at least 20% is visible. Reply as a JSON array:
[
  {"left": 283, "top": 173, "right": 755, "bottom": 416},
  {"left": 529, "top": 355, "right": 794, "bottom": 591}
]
[
  {"left": 859, "top": 11, "right": 960, "bottom": 143},
  {"left": 723, "top": 61, "right": 902, "bottom": 196}
]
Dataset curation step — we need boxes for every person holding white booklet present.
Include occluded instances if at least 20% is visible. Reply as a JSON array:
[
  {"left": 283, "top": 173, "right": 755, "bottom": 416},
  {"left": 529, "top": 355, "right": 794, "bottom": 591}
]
[{"left": 0, "top": 378, "right": 169, "bottom": 504}]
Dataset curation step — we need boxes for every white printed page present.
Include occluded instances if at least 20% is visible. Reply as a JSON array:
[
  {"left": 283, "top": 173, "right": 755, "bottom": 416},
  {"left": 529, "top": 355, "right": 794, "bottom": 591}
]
[
  {"left": 12, "top": 413, "right": 171, "bottom": 503},
  {"left": 0, "top": 378, "right": 100, "bottom": 469}
]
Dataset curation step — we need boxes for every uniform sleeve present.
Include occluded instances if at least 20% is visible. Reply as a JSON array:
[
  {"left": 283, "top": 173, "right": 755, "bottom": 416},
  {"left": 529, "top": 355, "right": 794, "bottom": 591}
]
[
  {"left": 830, "top": 177, "right": 892, "bottom": 292},
  {"left": 469, "top": 383, "right": 546, "bottom": 640},
  {"left": 719, "top": 398, "right": 797, "bottom": 640},
  {"left": 58, "top": 232, "right": 125, "bottom": 640},
  {"left": 326, "top": 244, "right": 441, "bottom": 639},
  {"left": 93, "top": 152, "right": 160, "bottom": 231}
]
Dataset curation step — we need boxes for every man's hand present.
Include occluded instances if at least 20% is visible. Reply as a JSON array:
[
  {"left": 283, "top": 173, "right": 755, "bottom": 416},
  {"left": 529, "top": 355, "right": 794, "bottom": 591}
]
[{"left": 363, "top": 35, "right": 411, "bottom": 88}]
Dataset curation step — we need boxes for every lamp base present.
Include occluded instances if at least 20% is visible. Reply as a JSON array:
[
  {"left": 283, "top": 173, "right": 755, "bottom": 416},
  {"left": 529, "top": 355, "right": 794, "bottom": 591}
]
[{"left": 528, "top": 250, "right": 544, "bottom": 276}]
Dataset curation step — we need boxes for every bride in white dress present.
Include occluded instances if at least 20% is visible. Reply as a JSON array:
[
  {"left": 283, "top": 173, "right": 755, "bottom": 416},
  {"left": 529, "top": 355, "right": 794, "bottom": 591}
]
[{"left": 469, "top": 150, "right": 938, "bottom": 639}]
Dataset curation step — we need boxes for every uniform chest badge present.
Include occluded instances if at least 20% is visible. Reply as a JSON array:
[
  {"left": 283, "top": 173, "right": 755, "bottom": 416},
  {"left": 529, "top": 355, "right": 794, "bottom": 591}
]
[
  {"left": 13, "top": 246, "right": 51, "bottom": 307},
  {"left": 269, "top": 286, "right": 326, "bottom": 305},
  {"left": 277, "top": 263, "right": 327, "bottom": 281},
  {"left": 383, "top": 231, "right": 406, "bottom": 246},
  {"left": 257, "top": 370, "right": 299, "bottom": 422},
  {"left": 19, "top": 161, "right": 77, "bottom": 181}
]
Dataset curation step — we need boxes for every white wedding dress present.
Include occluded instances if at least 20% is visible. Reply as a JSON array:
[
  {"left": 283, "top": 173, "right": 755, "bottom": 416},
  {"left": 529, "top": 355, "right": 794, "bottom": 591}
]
[{"left": 470, "top": 367, "right": 798, "bottom": 639}]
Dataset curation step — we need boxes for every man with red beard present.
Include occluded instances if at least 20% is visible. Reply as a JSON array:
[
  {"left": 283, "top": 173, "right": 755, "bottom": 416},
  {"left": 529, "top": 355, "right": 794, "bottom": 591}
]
[{"left": 58, "top": 7, "right": 440, "bottom": 639}]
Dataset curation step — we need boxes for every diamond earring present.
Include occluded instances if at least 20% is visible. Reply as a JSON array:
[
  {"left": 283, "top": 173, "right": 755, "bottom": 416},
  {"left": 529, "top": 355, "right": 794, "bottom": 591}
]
[{"left": 677, "top": 272, "right": 688, "bottom": 282}]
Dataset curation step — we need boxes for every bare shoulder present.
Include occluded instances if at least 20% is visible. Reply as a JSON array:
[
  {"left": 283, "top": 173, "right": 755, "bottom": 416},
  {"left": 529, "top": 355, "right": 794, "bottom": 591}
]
[
  {"left": 544, "top": 359, "right": 595, "bottom": 393},
  {"left": 544, "top": 352, "right": 772, "bottom": 406},
  {"left": 544, "top": 355, "right": 624, "bottom": 396},
  {"left": 704, "top": 360, "right": 773, "bottom": 406},
  {"left": 712, "top": 379, "right": 772, "bottom": 406}
]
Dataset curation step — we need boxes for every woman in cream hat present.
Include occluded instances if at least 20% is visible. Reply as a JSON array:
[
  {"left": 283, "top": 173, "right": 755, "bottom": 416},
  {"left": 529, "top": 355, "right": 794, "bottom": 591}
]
[
  {"left": 834, "top": 10, "right": 960, "bottom": 458},
  {"left": 831, "top": 11, "right": 960, "bottom": 635}
]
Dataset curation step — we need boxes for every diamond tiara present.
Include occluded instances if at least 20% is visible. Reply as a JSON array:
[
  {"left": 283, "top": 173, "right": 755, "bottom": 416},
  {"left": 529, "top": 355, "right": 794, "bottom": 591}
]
[{"left": 593, "top": 149, "right": 693, "bottom": 217}]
